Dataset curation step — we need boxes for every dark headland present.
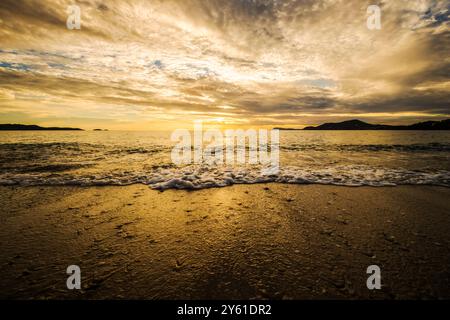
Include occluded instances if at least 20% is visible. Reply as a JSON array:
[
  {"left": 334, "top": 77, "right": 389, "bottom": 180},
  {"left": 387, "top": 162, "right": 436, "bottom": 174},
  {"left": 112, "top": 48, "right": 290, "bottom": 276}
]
[
  {"left": 275, "top": 119, "right": 450, "bottom": 130},
  {"left": 0, "top": 124, "right": 83, "bottom": 131}
]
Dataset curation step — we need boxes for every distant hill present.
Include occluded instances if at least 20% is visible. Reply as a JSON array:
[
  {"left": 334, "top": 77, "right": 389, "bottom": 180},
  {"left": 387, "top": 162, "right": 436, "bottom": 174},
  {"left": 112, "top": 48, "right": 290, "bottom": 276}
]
[
  {"left": 407, "top": 119, "right": 450, "bottom": 130},
  {"left": 274, "top": 119, "right": 450, "bottom": 130},
  {"left": 303, "top": 119, "right": 399, "bottom": 130},
  {"left": 0, "top": 124, "right": 83, "bottom": 131}
]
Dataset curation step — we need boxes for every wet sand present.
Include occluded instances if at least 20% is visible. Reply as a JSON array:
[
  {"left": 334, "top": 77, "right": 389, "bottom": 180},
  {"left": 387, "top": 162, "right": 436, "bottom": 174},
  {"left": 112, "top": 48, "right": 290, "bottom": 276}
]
[{"left": 0, "top": 184, "right": 449, "bottom": 299}]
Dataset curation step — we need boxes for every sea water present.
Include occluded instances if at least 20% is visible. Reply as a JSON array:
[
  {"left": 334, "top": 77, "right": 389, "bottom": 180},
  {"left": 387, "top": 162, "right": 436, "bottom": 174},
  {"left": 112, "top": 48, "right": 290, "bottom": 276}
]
[{"left": 0, "top": 130, "right": 449, "bottom": 189}]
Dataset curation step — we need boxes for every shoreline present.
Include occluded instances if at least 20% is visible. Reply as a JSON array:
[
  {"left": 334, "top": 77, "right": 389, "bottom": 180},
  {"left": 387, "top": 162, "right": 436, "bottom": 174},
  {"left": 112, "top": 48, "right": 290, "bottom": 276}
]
[
  {"left": 1, "top": 181, "right": 449, "bottom": 190},
  {"left": 1, "top": 184, "right": 449, "bottom": 299}
]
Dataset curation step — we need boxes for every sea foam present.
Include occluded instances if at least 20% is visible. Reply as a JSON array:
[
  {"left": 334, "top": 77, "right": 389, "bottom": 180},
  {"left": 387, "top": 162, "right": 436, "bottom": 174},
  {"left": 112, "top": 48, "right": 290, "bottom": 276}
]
[{"left": 0, "top": 164, "right": 449, "bottom": 189}]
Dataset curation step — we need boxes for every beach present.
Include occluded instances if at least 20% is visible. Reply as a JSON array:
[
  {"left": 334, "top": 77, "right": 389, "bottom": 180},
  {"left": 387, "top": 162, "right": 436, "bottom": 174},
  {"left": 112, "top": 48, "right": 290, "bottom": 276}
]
[
  {"left": 1, "top": 184, "right": 449, "bottom": 300},
  {"left": 1, "top": 0, "right": 450, "bottom": 306}
]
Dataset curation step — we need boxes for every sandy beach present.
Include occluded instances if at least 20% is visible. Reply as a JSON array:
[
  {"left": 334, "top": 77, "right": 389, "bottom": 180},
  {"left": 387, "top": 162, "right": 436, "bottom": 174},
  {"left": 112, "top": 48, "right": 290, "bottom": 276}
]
[{"left": 0, "top": 184, "right": 449, "bottom": 300}]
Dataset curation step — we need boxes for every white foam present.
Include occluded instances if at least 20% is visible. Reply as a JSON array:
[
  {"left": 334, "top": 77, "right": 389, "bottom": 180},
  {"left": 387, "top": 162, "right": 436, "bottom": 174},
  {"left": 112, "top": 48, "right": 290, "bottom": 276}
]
[{"left": 3, "top": 164, "right": 448, "bottom": 189}]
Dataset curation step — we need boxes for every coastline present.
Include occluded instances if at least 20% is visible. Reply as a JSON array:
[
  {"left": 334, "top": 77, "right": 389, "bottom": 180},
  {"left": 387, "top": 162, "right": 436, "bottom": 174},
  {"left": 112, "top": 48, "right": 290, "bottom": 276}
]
[{"left": 0, "top": 184, "right": 449, "bottom": 299}]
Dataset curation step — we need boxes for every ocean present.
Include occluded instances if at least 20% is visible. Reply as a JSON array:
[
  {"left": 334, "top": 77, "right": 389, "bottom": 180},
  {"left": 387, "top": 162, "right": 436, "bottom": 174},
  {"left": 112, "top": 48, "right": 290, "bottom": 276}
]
[{"left": 1, "top": 130, "right": 449, "bottom": 189}]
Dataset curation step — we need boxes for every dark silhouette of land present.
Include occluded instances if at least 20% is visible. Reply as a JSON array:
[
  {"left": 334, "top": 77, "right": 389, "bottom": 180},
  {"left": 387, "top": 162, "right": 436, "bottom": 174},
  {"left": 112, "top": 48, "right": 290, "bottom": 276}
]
[
  {"left": 275, "top": 119, "right": 450, "bottom": 130},
  {"left": 0, "top": 124, "right": 83, "bottom": 131}
]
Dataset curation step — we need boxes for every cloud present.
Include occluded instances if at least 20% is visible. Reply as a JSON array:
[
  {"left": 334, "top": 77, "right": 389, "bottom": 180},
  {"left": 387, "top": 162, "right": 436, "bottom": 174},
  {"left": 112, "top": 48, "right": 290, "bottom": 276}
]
[{"left": 0, "top": 0, "right": 448, "bottom": 129}]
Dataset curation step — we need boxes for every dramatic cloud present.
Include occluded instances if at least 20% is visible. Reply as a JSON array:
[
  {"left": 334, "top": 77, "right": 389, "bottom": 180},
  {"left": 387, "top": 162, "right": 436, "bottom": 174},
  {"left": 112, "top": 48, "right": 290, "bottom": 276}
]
[{"left": 0, "top": 0, "right": 449, "bottom": 129}]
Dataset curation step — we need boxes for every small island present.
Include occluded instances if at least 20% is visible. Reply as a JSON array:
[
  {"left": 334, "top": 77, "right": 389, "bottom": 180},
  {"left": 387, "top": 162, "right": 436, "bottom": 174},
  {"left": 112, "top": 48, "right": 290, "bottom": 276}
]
[
  {"left": 0, "top": 124, "right": 83, "bottom": 131},
  {"left": 275, "top": 119, "right": 450, "bottom": 130}
]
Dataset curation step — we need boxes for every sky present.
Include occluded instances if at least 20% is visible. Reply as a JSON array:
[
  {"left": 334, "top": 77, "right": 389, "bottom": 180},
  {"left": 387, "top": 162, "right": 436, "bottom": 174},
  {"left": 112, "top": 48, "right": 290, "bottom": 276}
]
[{"left": 0, "top": 0, "right": 449, "bottom": 130}]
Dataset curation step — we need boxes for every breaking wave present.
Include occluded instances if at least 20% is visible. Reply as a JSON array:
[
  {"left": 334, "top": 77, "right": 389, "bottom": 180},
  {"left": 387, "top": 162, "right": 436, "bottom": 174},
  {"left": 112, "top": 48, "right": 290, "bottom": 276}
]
[{"left": 0, "top": 165, "right": 449, "bottom": 189}]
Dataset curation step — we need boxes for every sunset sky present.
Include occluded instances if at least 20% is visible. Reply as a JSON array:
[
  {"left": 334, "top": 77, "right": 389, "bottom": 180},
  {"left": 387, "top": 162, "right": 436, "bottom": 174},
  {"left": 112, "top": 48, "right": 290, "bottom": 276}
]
[{"left": 0, "top": 0, "right": 449, "bottom": 130}]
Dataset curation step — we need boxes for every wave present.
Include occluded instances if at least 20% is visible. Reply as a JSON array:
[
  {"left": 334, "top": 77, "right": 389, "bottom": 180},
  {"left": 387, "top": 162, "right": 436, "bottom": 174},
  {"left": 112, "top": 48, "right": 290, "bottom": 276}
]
[
  {"left": 1, "top": 140, "right": 449, "bottom": 189},
  {"left": 2, "top": 142, "right": 448, "bottom": 153},
  {"left": 281, "top": 143, "right": 450, "bottom": 152},
  {"left": 0, "top": 165, "right": 448, "bottom": 189}
]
